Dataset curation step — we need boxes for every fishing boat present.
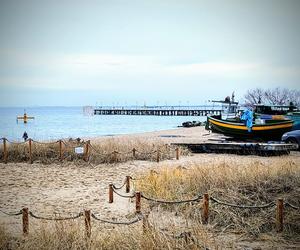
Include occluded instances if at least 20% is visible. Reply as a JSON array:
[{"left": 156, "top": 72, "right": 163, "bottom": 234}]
[
  {"left": 206, "top": 115, "right": 294, "bottom": 140},
  {"left": 286, "top": 112, "right": 300, "bottom": 130},
  {"left": 254, "top": 103, "right": 300, "bottom": 130}
]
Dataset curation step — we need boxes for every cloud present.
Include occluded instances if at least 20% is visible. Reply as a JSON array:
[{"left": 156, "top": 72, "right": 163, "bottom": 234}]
[
  {"left": 1, "top": 49, "right": 299, "bottom": 93},
  {"left": 165, "top": 62, "right": 261, "bottom": 76}
]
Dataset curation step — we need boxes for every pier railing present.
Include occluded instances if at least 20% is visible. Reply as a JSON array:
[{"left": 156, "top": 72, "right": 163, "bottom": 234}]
[
  {"left": 96, "top": 105, "right": 220, "bottom": 110},
  {"left": 93, "top": 105, "right": 223, "bottom": 116}
]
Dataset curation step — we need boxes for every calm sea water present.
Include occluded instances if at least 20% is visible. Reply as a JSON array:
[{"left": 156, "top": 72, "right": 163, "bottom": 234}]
[{"left": 0, "top": 107, "right": 206, "bottom": 141}]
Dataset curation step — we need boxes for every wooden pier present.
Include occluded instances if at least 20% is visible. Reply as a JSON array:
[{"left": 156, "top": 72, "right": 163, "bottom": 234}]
[{"left": 94, "top": 106, "right": 223, "bottom": 116}]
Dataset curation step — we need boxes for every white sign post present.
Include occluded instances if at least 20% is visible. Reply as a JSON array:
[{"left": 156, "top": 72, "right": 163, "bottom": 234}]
[{"left": 75, "top": 147, "right": 84, "bottom": 154}]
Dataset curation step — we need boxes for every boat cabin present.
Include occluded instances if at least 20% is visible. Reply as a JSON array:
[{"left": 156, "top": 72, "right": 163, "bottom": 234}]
[
  {"left": 254, "top": 103, "right": 297, "bottom": 115},
  {"left": 211, "top": 94, "right": 239, "bottom": 120}
]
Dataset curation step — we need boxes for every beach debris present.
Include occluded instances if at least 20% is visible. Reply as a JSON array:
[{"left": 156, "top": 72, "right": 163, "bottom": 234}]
[{"left": 179, "top": 121, "right": 203, "bottom": 128}]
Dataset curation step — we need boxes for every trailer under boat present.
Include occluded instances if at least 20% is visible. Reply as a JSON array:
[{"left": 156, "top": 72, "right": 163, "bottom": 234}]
[
  {"left": 206, "top": 115, "right": 293, "bottom": 140},
  {"left": 172, "top": 141, "right": 298, "bottom": 156}
]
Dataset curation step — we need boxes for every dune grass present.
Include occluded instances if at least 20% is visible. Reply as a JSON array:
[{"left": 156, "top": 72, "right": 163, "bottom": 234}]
[
  {"left": 135, "top": 159, "right": 300, "bottom": 239},
  {"left": 0, "top": 220, "right": 213, "bottom": 250},
  {"left": 0, "top": 138, "right": 189, "bottom": 164}
]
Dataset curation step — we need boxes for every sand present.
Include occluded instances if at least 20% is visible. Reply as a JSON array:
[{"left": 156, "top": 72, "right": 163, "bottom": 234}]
[
  {"left": 89, "top": 126, "right": 224, "bottom": 144},
  {"left": 0, "top": 126, "right": 299, "bottom": 247}
]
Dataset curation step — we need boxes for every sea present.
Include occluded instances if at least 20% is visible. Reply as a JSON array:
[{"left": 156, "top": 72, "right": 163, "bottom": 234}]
[{"left": 0, "top": 107, "right": 206, "bottom": 142}]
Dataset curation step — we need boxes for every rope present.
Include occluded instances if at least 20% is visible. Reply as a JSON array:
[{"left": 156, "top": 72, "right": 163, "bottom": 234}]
[
  {"left": 62, "top": 140, "right": 85, "bottom": 149},
  {"left": 0, "top": 209, "right": 22, "bottom": 216},
  {"left": 285, "top": 202, "right": 300, "bottom": 210},
  {"left": 135, "top": 150, "right": 157, "bottom": 156},
  {"left": 112, "top": 188, "right": 135, "bottom": 198},
  {"left": 29, "top": 211, "right": 83, "bottom": 220},
  {"left": 89, "top": 144, "right": 134, "bottom": 157},
  {"left": 32, "top": 140, "right": 58, "bottom": 145},
  {"left": 112, "top": 180, "right": 126, "bottom": 190},
  {"left": 210, "top": 197, "right": 275, "bottom": 209},
  {"left": 88, "top": 162, "right": 96, "bottom": 168},
  {"left": 91, "top": 213, "right": 142, "bottom": 225},
  {"left": 117, "top": 150, "right": 133, "bottom": 156},
  {"left": 129, "top": 176, "right": 143, "bottom": 181},
  {"left": 88, "top": 144, "right": 113, "bottom": 157},
  {"left": 141, "top": 193, "right": 202, "bottom": 204},
  {"left": 5, "top": 139, "right": 27, "bottom": 145}
]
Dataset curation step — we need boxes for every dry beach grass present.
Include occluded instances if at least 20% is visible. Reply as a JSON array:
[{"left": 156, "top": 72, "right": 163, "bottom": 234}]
[{"left": 0, "top": 137, "right": 190, "bottom": 164}]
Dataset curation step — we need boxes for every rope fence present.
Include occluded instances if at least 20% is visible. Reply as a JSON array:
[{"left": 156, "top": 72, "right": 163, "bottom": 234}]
[
  {"left": 0, "top": 184, "right": 298, "bottom": 238},
  {"left": 0, "top": 137, "right": 183, "bottom": 164},
  {"left": 0, "top": 173, "right": 299, "bottom": 238},
  {"left": 107, "top": 175, "right": 299, "bottom": 232},
  {"left": 0, "top": 207, "right": 143, "bottom": 238}
]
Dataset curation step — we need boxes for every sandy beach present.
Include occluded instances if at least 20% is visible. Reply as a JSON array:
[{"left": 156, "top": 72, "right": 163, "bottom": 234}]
[
  {"left": 90, "top": 125, "right": 224, "bottom": 144},
  {"left": 1, "top": 127, "right": 299, "bottom": 248}
]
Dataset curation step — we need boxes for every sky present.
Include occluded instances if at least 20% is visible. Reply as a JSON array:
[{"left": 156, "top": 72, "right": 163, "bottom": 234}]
[{"left": 0, "top": 0, "right": 299, "bottom": 107}]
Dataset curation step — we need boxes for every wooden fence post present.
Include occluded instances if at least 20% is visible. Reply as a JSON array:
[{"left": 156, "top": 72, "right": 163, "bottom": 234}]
[
  {"left": 132, "top": 148, "right": 136, "bottom": 158},
  {"left": 202, "top": 193, "right": 209, "bottom": 224},
  {"left": 136, "top": 192, "right": 141, "bottom": 213},
  {"left": 3, "top": 138, "right": 7, "bottom": 164},
  {"left": 156, "top": 150, "right": 160, "bottom": 163},
  {"left": 276, "top": 198, "right": 284, "bottom": 232},
  {"left": 125, "top": 176, "right": 130, "bottom": 193},
  {"left": 59, "top": 140, "right": 63, "bottom": 161},
  {"left": 28, "top": 139, "right": 33, "bottom": 164},
  {"left": 84, "top": 140, "right": 90, "bottom": 162},
  {"left": 109, "top": 184, "right": 113, "bottom": 203},
  {"left": 84, "top": 210, "right": 91, "bottom": 238},
  {"left": 22, "top": 207, "right": 29, "bottom": 235},
  {"left": 175, "top": 148, "right": 180, "bottom": 160}
]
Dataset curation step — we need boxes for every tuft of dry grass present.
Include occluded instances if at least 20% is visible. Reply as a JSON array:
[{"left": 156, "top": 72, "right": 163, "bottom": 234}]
[
  {"left": 0, "top": 225, "right": 12, "bottom": 250},
  {"left": 0, "top": 220, "right": 214, "bottom": 250}
]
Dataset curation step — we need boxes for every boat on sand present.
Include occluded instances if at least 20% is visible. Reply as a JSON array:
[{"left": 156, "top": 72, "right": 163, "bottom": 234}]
[{"left": 206, "top": 115, "right": 293, "bottom": 140}]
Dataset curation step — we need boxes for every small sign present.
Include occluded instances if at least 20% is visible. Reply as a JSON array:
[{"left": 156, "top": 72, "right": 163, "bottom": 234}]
[{"left": 75, "top": 147, "right": 84, "bottom": 154}]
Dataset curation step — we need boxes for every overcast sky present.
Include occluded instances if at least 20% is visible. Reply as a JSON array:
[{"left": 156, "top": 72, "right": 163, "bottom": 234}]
[{"left": 0, "top": 0, "right": 299, "bottom": 107}]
